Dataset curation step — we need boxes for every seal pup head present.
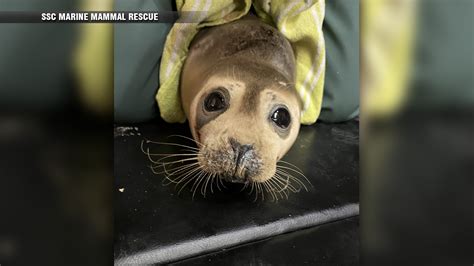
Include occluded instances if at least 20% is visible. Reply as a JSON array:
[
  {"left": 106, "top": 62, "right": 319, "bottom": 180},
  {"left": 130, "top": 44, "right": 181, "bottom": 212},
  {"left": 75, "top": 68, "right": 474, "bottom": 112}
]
[{"left": 182, "top": 61, "right": 301, "bottom": 183}]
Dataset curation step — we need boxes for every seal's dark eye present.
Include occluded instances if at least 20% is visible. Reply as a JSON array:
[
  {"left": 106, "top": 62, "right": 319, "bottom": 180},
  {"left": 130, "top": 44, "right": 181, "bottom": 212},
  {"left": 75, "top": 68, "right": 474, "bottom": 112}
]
[
  {"left": 271, "top": 107, "right": 291, "bottom": 129},
  {"left": 204, "top": 91, "right": 226, "bottom": 112}
]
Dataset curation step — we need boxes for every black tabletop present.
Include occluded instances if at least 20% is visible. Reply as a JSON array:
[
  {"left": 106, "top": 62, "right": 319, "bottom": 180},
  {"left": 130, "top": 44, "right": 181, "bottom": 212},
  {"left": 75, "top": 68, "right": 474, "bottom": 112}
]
[
  {"left": 114, "top": 119, "right": 359, "bottom": 264},
  {"left": 171, "top": 216, "right": 359, "bottom": 265}
]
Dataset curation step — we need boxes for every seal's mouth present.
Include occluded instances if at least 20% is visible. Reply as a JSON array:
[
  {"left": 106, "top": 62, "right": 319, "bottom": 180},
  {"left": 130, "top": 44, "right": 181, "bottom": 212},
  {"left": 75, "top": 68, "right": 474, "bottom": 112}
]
[{"left": 223, "top": 174, "right": 250, "bottom": 184}]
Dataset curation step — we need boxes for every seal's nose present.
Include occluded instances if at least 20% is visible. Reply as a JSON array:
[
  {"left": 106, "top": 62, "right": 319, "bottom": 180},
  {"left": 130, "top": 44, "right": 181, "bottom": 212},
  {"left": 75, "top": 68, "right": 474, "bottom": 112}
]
[
  {"left": 229, "top": 138, "right": 254, "bottom": 182},
  {"left": 230, "top": 138, "right": 253, "bottom": 165}
]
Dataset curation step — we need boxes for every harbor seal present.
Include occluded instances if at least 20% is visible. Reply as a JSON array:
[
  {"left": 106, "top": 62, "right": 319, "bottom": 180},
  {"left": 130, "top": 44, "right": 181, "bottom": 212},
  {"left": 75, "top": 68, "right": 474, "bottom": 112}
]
[{"left": 180, "top": 15, "right": 301, "bottom": 184}]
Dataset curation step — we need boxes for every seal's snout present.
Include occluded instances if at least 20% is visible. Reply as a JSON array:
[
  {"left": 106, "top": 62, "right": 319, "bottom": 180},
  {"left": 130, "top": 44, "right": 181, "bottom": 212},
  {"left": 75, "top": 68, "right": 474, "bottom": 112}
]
[{"left": 198, "top": 137, "right": 262, "bottom": 183}]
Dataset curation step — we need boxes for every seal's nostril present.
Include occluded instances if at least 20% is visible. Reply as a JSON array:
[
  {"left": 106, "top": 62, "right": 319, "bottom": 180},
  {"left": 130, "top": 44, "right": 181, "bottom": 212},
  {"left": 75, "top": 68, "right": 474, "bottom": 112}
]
[
  {"left": 229, "top": 139, "right": 253, "bottom": 165},
  {"left": 236, "top": 145, "right": 252, "bottom": 167},
  {"left": 229, "top": 138, "right": 240, "bottom": 152},
  {"left": 240, "top": 144, "right": 252, "bottom": 155},
  {"left": 228, "top": 138, "right": 255, "bottom": 180}
]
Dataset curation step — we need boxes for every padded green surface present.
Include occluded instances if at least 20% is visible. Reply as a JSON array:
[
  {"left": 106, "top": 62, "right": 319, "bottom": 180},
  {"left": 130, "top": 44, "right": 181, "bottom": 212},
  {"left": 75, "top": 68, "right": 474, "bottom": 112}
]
[
  {"left": 114, "top": 0, "right": 174, "bottom": 122},
  {"left": 319, "top": 0, "right": 360, "bottom": 122},
  {"left": 0, "top": 0, "right": 78, "bottom": 111},
  {"left": 408, "top": 0, "right": 474, "bottom": 109}
]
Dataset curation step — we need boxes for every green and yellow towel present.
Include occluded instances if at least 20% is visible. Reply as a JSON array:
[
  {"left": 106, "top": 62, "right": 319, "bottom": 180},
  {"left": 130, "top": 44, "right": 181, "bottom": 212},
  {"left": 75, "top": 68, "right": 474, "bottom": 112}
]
[{"left": 157, "top": 0, "right": 326, "bottom": 125}]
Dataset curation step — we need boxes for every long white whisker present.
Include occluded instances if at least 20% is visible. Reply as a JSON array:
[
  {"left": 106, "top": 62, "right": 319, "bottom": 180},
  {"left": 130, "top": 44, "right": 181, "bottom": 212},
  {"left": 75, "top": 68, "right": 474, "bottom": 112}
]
[
  {"left": 277, "top": 160, "right": 304, "bottom": 173},
  {"left": 174, "top": 167, "right": 202, "bottom": 186},
  {"left": 148, "top": 153, "right": 198, "bottom": 159},
  {"left": 263, "top": 182, "right": 276, "bottom": 202},
  {"left": 269, "top": 178, "right": 288, "bottom": 199},
  {"left": 273, "top": 173, "right": 297, "bottom": 192},
  {"left": 167, "top": 134, "right": 203, "bottom": 146},
  {"left": 192, "top": 171, "right": 207, "bottom": 199},
  {"left": 164, "top": 162, "right": 200, "bottom": 176},
  {"left": 276, "top": 170, "right": 308, "bottom": 192},
  {"left": 276, "top": 165, "right": 306, "bottom": 178},
  {"left": 164, "top": 163, "right": 201, "bottom": 182},
  {"left": 144, "top": 139, "right": 200, "bottom": 151},
  {"left": 202, "top": 173, "right": 213, "bottom": 197},
  {"left": 178, "top": 168, "right": 203, "bottom": 195},
  {"left": 158, "top": 157, "right": 198, "bottom": 166},
  {"left": 253, "top": 182, "right": 259, "bottom": 202},
  {"left": 209, "top": 174, "right": 216, "bottom": 194},
  {"left": 248, "top": 182, "right": 255, "bottom": 195}
]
